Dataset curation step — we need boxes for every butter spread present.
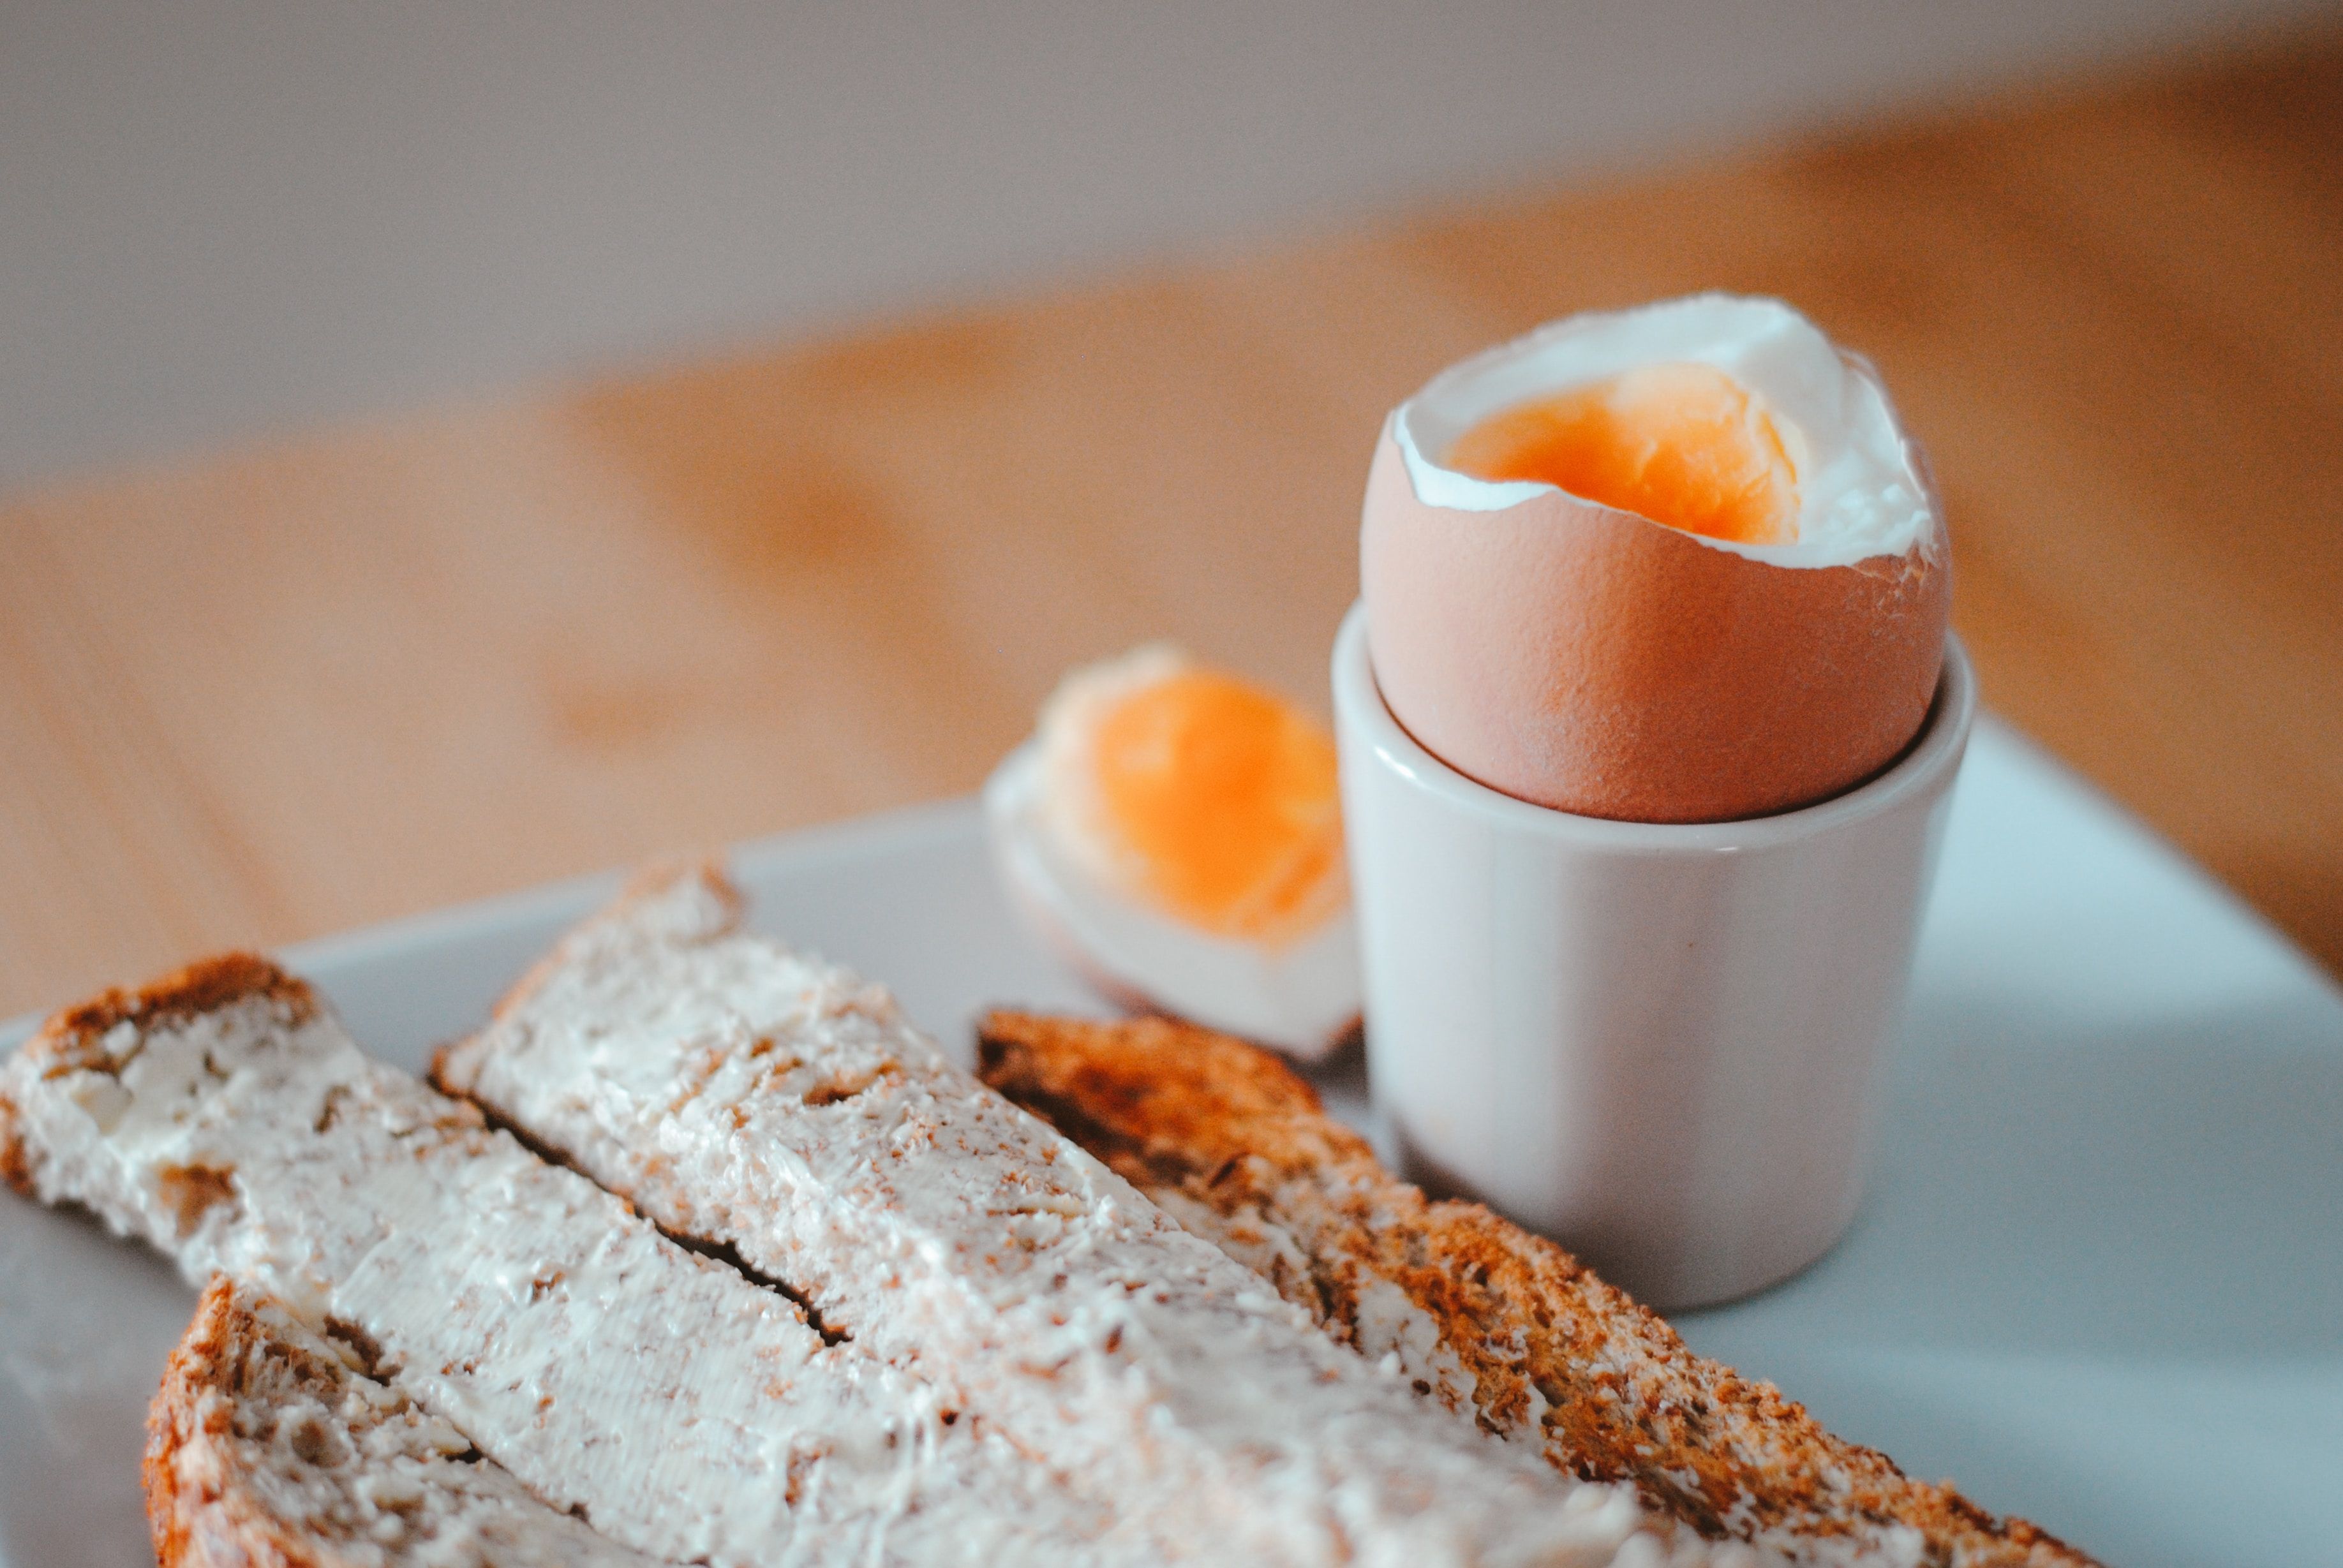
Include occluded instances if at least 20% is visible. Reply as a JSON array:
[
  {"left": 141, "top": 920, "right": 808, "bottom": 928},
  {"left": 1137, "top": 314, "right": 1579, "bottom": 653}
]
[
  {"left": 1, "top": 979, "right": 1130, "bottom": 1567},
  {"left": 437, "top": 866, "right": 1707, "bottom": 1568}
]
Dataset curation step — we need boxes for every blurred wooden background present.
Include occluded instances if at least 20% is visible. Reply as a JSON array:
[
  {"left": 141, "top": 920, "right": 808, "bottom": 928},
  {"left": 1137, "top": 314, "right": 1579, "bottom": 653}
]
[{"left": 1, "top": 29, "right": 2337, "bottom": 1017}]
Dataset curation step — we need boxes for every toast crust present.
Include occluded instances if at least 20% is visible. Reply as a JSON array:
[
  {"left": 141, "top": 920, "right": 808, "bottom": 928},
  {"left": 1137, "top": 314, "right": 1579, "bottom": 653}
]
[
  {"left": 146, "top": 1278, "right": 659, "bottom": 1568},
  {"left": 3, "top": 954, "right": 315, "bottom": 1200},
  {"left": 48, "top": 953, "right": 318, "bottom": 1049},
  {"left": 978, "top": 1009, "right": 2099, "bottom": 1568},
  {"left": 0, "top": 1088, "right": 31, "bottom": 1197},
  {"left": 146, "top": 1280, "right": 333, "bottom": 1568}
]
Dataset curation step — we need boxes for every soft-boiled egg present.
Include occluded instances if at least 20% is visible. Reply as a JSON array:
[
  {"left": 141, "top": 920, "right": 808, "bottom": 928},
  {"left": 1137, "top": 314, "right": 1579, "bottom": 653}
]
[
  {"left": 1364, "top": 293, "right": 1951, "bottom": 823},
  {"left": 985, "top": 646, "right": 1361, "bottom": 1059}
]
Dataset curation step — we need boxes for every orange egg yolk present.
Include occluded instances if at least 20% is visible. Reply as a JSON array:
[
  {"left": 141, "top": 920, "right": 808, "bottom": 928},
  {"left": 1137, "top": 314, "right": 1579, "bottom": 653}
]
[
  {"left": 1445, "top": 362, "right": 1799, "bottom": 545},
  {"left": 1089, "top": 669, "right": 1343, "bottom": 941}
]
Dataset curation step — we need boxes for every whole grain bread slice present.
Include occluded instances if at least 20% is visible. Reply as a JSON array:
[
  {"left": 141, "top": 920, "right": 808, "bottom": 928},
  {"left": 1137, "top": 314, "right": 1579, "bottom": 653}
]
[
  {"left": 147, "top": 1276, "right": 660, "bottom": 1567},
  {"left": 434, "top": 863, "right": 1706, "bottom": 1568},
  {"left": 1, "top": 954, "right": 1129, "bottom": 1567},
  {"left": 975, "top": 1009, "right": 2101, "bottom": 1568}
]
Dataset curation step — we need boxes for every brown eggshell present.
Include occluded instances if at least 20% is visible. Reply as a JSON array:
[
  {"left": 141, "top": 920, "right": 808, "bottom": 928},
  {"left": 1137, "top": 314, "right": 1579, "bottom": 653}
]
[{"left": 1360, "top": 429, "right": 1951, "bottom": 824}]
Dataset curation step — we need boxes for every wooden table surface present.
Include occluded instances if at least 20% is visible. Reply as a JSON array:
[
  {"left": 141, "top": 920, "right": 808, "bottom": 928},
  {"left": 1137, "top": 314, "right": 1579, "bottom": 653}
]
[{"left": 3, "top": 30, "right": 2339, "bottom": 1021}]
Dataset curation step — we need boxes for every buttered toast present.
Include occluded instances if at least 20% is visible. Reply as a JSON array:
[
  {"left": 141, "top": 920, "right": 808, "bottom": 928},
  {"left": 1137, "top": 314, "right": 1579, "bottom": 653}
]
[
  {"left": 147, "top": 1278, "right": 658, "bottom": 1567},
  {"left": 433, "top": 864, "right": 1699, "bottom": 1568},
  {"left": 0, "top": 956, "right": 1130, "bottom": 1567},
  {"left": 977, "top": 1010, "right": 2099, "bottom": 1568}
]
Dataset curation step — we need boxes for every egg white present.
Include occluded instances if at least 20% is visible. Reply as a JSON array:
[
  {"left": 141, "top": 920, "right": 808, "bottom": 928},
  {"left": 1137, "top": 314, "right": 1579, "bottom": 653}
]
[{"left": 983, "top": 742, "right": 1362, "bottom": 1060}]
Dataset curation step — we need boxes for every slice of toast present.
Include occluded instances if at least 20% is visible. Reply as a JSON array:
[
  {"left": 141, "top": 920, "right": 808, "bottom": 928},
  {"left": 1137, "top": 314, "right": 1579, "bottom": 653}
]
[
  {"left": 147, "top": 1277, "right": 657, "bottom": 1567},
  {"left": 435, "top": 864, "right": 1704, "bottom": 1568},
  {"left": 1, "top": 956, "right": 1128, "bottom": 1567},
  {"left": 975, "top": 1010, "right": 2101, "bottom": 1568}
]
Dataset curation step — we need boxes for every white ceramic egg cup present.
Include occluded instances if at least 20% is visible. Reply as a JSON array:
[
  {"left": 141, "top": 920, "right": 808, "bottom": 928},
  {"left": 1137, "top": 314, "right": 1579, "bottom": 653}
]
[{"left": 1332, "top": 602, "right": 1976, "bottom": 1310}]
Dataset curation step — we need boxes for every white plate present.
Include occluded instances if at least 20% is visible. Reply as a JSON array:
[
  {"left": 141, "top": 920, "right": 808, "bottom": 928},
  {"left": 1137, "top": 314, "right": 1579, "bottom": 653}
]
[{"left": 3, "top": 720, "right": 2338, "bottom": 1567}]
